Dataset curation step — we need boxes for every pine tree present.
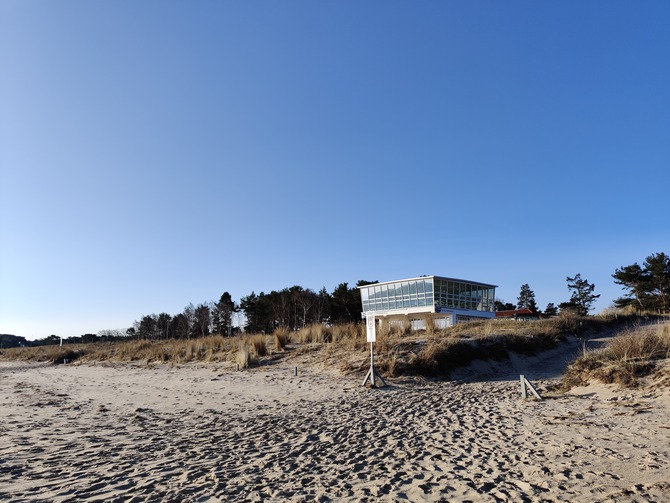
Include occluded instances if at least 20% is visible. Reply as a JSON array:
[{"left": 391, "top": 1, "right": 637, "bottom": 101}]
[
  {"left": 213, "top": 292, "right": 237, "bottom": 336},
  {"left": 613, "top": 252, "right": 670, "bottom": 312},
  {"left": 517, "top": 284, "right": 538, "bottom": 312},
  {"left": 563, "top": 273, "right": 600, "bottom": 316},
  {"left": 544, "top": 303, "right": 558, "bottom": 317}
]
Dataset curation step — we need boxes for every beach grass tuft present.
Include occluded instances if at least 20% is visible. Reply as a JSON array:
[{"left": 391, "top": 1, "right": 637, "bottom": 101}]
[{"left": 560, "top": 321, "right": 670, "bottom": 389}]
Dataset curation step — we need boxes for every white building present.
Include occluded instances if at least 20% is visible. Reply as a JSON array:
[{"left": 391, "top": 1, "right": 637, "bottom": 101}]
[{"left": 358, "top": 275, "right": 497, "bottom": 330}]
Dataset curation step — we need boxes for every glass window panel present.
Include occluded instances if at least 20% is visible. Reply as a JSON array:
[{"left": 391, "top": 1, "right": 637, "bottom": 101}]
[
  {"left": 402, "top": 282, "right": 410, "bottom": 295},
  {"left": 417, "top": 281, "right": 425, "bottom": 294},
  {"left": 409, "top": 282, "right": 417, "bottom": 296}
]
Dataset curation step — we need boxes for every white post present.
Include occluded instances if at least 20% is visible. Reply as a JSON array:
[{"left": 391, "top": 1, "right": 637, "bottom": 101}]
[
  {"left": 370, "top": 342, "right": 374, "bottom": 375},
  {"left": 362, "top": 314, "right": 386, "bottom": 388}
]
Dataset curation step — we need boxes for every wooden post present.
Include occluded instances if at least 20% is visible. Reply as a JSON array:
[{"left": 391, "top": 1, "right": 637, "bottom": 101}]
[{"left": 520, "top": 375, "right": 542, "bottom": 400}]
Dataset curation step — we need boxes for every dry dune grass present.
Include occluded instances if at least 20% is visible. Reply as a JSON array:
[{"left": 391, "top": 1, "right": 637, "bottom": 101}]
[
  {"left": 250, "top": 334, "right": 268, "bottom": 357},
  {"left": 0, "top": 318, "right": 576, "bottom": 376},
  {"left": 561, "top": 322, "right": 670, "bottom": 389},
  {"left": 0, "top": 345, "right": 85, "bottom": 365},
  {"left": 3, "top": 314, "right": 669, "bottom": 388},
  {"left": 236, "top": 345, "right": 251, "bottom": 370},
  {"left": 273, "top": 327, "right": 291, "bottom": 351}
]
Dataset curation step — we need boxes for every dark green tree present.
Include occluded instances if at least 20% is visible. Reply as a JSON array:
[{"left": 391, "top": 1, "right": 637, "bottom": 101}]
[
  {"left": 561, "top": 273, "right": 600, "bottom": 316},
  {"left": 517, "top": 284, "right": 538, "bottom": 312},
  {"left": 240, "top": 292, "right": 273, "bottom": 333},
  {"left": 193, "top": 303, "right": 211, "bottom": 338},
  {"left": 544, "top": 303, "right": 558, "bottom": 317},
  {"left": 612, "top": 263, "right": 646, "bottom": 310},
  {"left": 138, "top": 315, "right": 157, "bottom": 339},
  {"left": 213, "top": 292, "right": 237, "bottom": 336},
  {"left": 331, "top": 280, "right": 376, "bottom": 324},
  {"left": 645, "top": 252, "right": 670, "bottom": 312},
  {"left": 156, "top": 312, "right": 172, "bottom": 340},
  {"left": 81, "top": 333, "right": 98, "bottom": 344},
  {"left": 494, "top": 300, "right": 516, "bottom": 311},
  {"left": 330, "top": 282, "right": 354, "bottom": 324},
  {"left": 614, "top": 252, "right": 670, "bottom": 312},
  {"left": 0, "top": 334, "right": 29, "bottom": 348},
  {"left": 171, "top": 313, "right": 190, "bottom": 339},
  {"left": 34, "top": 334, "right": 61, "bottom": 346}
]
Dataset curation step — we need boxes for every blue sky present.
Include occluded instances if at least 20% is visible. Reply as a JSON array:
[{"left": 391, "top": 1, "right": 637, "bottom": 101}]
[{"left": 2, "top": 1, "right": 669, "bottom": 339}]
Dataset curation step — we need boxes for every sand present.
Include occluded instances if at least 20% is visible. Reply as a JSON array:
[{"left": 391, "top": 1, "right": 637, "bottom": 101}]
[{"left": 1, "top": 353, "right": 669, "bottom": 502}]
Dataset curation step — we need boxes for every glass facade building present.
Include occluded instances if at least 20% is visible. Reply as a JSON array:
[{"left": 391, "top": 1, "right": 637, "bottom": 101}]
[{"left": 359, "top": 276, "right": 497, "bottom": 327}]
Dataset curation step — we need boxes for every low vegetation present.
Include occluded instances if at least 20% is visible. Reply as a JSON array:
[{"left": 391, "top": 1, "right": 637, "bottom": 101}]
[
  {"left": 559, "top": 321, "right": 670, "bottom": 389},
  {"left": 2, "top": 313, "right": 668, "bottom": 389}
]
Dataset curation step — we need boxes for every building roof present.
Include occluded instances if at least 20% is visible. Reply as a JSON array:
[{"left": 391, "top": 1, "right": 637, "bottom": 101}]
[{"left": 357, "top": 275, "right": 498, "bottom": 289}]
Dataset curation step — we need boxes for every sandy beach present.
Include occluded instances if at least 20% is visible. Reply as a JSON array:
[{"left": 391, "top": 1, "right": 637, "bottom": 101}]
[{"left": 1, "top": 355, "right": 669, "bottom": 502}]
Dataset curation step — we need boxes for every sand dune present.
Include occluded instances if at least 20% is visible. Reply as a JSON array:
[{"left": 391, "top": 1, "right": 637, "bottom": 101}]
[{"left": 1, "top": 358, "right": 669, "bottom": 502}]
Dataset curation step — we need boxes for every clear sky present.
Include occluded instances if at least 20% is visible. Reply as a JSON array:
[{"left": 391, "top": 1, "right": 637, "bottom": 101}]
[{"left": 2, "top": 1, "right": 669, "bottom": 339}]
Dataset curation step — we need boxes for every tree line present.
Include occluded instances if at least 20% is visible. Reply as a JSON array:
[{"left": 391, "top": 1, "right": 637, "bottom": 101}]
[
  {"left": 127, "top": 281, "right": 376, "bottom": 341},
  {"left": 497, "top": 252, "right": 670, "bottom": 317},
  {"left": 4, "top": 252, "right": 667, "bottom": 347},
  {"left": 499, "top": 273, "right": 601, "bottom": 317}
]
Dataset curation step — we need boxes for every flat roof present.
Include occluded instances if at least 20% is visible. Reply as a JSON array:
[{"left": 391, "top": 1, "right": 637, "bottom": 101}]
[{"left": 358, "top": 275, "right": 498, "bottom": 289}]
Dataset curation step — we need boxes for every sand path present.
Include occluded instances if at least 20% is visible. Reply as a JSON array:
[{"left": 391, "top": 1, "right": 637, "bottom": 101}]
[{"left": 1, "top": 357, "right": 669, "bottom": 502}]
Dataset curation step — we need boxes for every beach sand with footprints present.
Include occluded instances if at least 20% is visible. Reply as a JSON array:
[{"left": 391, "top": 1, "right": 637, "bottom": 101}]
[{"left": 1, "top": 353, "right": 669, "bottom": 502}]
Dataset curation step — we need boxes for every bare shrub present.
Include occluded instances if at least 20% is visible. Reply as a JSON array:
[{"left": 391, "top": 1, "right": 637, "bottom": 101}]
[
  {"left": 555, "top": 311, "right": 583, "bottom": 335},
  {"left": 380, "top": 349, "right": 399, "bottom": 377}
]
